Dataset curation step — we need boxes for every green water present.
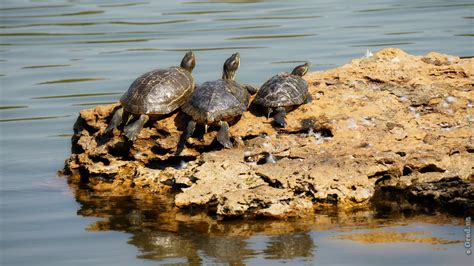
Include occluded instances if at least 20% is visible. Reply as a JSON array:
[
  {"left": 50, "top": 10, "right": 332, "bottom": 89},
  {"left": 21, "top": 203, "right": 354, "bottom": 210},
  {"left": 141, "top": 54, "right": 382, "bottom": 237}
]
[{"left": 1, "top": 0, "right": 473, "bottom": 265}]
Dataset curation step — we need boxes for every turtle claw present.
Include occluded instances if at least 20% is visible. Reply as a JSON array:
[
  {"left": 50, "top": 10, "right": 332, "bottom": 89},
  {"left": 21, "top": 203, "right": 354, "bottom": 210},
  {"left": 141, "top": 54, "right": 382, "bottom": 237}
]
[
  {"left": 273, "top": 107, "right": 287, "bottom": 128},
  {"left": 217, "top": 121, "right": 233, "bottom": 149},
  {"left": 123, "top": 114, "right": 148, "bottom": 141},
  {"left": 124, "top": 128, "right": 137, "bottom": 141},
  {"left": 267, "top": 108, "right": 273, "bottom": 119},
  {"left": 125, "top": 114, "right": 134, "bottom": 125}
]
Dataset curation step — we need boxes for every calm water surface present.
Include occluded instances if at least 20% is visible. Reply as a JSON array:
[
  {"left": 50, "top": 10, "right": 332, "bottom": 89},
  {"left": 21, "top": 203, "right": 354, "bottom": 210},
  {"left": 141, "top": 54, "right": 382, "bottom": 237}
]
[{"left": 1, "top": 0, "right": 473, "bottom": 265}]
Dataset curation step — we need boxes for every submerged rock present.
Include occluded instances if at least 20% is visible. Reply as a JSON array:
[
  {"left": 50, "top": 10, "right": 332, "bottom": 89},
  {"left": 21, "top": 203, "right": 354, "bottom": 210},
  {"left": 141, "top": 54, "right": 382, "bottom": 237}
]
[{"left": 64, "top": 48, "right": 474, "bottom": 218}]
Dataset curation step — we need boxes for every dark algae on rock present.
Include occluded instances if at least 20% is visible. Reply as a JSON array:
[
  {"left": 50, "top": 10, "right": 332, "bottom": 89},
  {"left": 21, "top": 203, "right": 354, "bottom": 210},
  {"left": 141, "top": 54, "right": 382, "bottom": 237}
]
[{"left": 64, "top": 49, "right": 474, "bottom": 218}]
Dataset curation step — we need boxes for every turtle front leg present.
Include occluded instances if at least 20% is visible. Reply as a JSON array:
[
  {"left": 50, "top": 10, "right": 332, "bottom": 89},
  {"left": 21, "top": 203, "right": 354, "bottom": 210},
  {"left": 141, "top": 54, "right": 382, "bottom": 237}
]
[
  {"left": 105, "top": 107, "right": 124, "bottom": 133},
  {"left": 124, "top": 114, "right": 149, "bottom": 141},
  {"left": 305, "top": 94, "right": 313, "bottom": 104},
  {"left": 176, "top": 120, "right": 196, "bottom": 156},
  {"left": 273, "top": 107, "right": 287, "bottom": 128},
  {"left": 217, "top": 121, "right": 233, "bottom": 149}
]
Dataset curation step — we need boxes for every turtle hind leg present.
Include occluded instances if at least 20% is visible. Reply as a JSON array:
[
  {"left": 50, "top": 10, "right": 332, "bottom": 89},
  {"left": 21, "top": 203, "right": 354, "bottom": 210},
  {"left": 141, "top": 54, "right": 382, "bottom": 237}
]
[
  {"left": 305, "top": 94, "right": 313, "bottom": 104},
  {"left": 105, "top": 107, "right": 124, "bottom": 133},
  {"left": 124, "top": 114, "right": 149, "bottom": 141},
  {"left": 273, "top": 107, "right": 287, "bottom": 128},
  {"left": 217, "top": 121, "right": 233, "bottom": 149},
  {"left": 176, "top": 120, "right": 196, "bottom": 156}
]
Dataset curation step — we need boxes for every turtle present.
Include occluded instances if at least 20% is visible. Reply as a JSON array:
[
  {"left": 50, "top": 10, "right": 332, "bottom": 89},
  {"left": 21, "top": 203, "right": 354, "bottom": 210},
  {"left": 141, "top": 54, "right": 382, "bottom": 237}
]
[
  {"left": 105, "top": 51, "right": 196, "bottom": 141},
  {"left": 252, "top": 62, "right": 311, "bottom": 127},
  {"left": 176, "top": 52, "right": 256, "bottom": 155}
]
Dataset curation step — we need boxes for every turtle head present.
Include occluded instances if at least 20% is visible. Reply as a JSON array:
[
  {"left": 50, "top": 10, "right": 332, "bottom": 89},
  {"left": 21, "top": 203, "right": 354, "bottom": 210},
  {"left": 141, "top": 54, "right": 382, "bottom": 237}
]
[
  {"left": 291, "top": 62, "right": 310, "bottom": 77},
  {"left": 222, "top": 52, "right": 240, "bottom": 80},
  {"left": 180, "top": 51, "right": 196, "bottom": 72}
]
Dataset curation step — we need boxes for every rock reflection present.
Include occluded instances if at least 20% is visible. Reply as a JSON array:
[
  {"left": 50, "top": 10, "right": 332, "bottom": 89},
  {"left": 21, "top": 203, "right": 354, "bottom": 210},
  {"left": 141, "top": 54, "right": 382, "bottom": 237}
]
[
  {"left": 70, "top": 179, "right": 316, "bottom": 264},
  {"left": 69, "top": 176, "right": 463, "bottom": 264}
]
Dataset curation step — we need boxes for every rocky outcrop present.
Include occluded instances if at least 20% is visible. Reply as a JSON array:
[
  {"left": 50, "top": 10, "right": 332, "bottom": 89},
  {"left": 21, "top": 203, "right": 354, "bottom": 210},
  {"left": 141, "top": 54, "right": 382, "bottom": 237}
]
[{"left": 64, "top": 48, "right": 474, "bottom": 218}]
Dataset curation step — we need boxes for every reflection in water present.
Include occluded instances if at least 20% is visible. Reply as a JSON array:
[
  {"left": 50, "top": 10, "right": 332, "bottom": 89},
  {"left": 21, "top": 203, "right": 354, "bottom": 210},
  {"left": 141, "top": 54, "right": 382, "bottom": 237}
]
[
  {"left": 264, "top": 233, "right": 314, "bottom": 260},
  {"left": 330, "top": 231, "right": 462, "bottom": 245},
  {"left": 69, "top": 178, "right": 316, "bottom": 264},
  {"left": 68, "top": 176, "right": 463, "bottom": 264}
]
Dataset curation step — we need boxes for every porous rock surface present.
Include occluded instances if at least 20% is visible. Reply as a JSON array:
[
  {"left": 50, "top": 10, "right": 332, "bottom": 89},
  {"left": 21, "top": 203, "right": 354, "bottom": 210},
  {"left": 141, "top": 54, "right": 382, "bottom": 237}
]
[{"left": 64, "top": 48, "right": 474, "bottom": 218}]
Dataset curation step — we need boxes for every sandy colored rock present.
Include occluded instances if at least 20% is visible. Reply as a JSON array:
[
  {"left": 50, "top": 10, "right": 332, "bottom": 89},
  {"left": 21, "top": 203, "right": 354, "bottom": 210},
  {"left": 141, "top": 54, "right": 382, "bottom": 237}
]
[{"left": 64, "top": 48, "right": 474, "bottom": 218}]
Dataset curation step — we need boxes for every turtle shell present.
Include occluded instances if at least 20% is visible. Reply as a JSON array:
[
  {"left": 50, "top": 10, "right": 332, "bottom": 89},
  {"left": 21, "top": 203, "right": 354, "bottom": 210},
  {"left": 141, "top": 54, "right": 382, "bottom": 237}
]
[
  {"left": 120, "top": 67, "right": 194, "bottom": 115},
  {"left": 253, "top": 73, "right": 308, "bottom": 108},
  {"left": 182, "top": 79, "right": 250, "bottom": 124}
]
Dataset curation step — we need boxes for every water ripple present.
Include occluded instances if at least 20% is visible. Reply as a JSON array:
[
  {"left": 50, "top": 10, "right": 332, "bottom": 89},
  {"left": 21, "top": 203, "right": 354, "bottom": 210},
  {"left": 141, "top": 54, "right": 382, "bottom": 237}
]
[
  {"left": 72, "top": 101, "right": 117, "bottom": 106},
  {"left": 98, "top": 2, "right": 149, "bottom": 8},
  {"left": 0, "top": 105, "right": 28, "bottom": 110},
  {"left": 32, "top": 92, "right": 121, "bottom": 100},
  {"left": 355, "top": 7, "right": 400, "bottom": 13},
  {"left": 384, "top": 31, "right": 421, "bottom": 36},
  {"left": 0, "top": 115, "right": 71, "bottom": 123},
  {"left": 0, "top": 32, "right": 104, "bottom": 37},
  {"left": 413, "top": 3, "right": 474, "bottom": 9},
  {"left": 0, "top": 10, "right": 104, "bottom": 19},
  {"left": 341, "top": 25, "right": 382, "bottom": 29},
  {"left": 72, "top": 39, "right": 151, "bottom": 44},
  {"left": 0, "top": 19, "right": 193, "bottom": 29},
  {"left": 37, "top": 78, "right": 107, "bottom": 85},
  {"left": 109, "top": 19, "right": 192, "bottom": 25},
  {"left": 0, "top": 4, "right": 71, "bottom": 11},
  {"left": 100, "top": 46, "right": 267, "bottom": 54},
  {"left": 22, "top": 64, "right": 70, "bottom": 69},
  {"left": 215, "top": 15, "right": 321, "bottom": 21},
  {"left": 352, "top": 42, "right": 414, "bottom": 47},
  {"left": 227, "top": 33, "right": 316, "bottom": 40},
  {"left": 163, "top": 10, "right": 236, "bottom": 15},
  {"left": 182, "top": 0, "right": 267, "bottom": 4}
]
